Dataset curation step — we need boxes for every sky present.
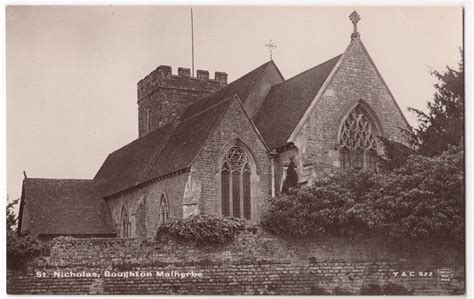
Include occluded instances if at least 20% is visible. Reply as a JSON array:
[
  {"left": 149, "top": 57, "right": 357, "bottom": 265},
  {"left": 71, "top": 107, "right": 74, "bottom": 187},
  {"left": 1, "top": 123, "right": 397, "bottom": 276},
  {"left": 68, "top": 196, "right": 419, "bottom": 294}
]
[{"left": 5, "top": 6, "right": 463, "bottom": 202}]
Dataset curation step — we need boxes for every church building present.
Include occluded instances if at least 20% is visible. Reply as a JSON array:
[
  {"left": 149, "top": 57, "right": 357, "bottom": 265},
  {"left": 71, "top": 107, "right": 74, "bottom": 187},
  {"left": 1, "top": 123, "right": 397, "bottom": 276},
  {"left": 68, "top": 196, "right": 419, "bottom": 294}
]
[{"left": 18, "top": 12, "right": 409, "bottom": 240}]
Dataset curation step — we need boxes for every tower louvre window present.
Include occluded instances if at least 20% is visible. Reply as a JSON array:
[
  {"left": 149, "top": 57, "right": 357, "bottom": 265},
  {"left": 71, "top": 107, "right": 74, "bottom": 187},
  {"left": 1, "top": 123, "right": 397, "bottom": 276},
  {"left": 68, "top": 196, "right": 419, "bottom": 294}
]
[{"left": 146, "top": 108, "right": 151, "bottom": 133}]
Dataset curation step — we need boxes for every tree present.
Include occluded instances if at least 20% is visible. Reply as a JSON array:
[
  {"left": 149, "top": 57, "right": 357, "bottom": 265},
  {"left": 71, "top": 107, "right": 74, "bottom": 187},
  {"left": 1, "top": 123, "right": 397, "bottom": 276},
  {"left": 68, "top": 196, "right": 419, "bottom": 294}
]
[
  {"left": 6, "top": 196, "right": 19, "bottom": 233},
  {"left": 405, "top": 51, "right": 464, "bottom": 157},
  {"left": 281, "top": 159, "right": 298, "bottom": 194},
  {"left": 378, "top": 137, "right": 414, "bottom": 171},
  {"left": 6, "top": 196, "right": 48, "bottom": 269}
]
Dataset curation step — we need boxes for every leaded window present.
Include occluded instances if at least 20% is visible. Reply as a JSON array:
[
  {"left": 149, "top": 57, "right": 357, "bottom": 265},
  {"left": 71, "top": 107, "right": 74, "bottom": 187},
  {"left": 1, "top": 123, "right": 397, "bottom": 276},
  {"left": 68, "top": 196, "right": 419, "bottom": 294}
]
[
  {"left": 221, "top": 146, "right": 252, "bottom": 220},
  {"left": 120, "top": 206, "right": 131, "bottom": 238},
  {"left": 338, "top": 105, "right": 380, "bottom": 170},
  {"left": 159, "top": 195, "right": 169, "bottom": 224}
]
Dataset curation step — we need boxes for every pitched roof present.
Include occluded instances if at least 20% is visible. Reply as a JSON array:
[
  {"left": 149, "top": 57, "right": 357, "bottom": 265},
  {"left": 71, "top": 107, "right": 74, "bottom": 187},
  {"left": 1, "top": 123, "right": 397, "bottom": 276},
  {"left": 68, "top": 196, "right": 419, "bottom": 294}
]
[
  {"left": 20, "top": 178, "right": 115, "bottom": 235},
  {"left": 183, "top": 61, "right": 275, "bottom": 118},
  {"left": 95, "top": 62, "right": 278, "bottom": 196},
  {"left": 254, "top": 54, "right": 342, "bottom": 150},
  {"left": 95, "top": 98, "right": 233, "bottom": 196},
  {"left": 94, "top": 123, "right": 174, "bottom": 195}
]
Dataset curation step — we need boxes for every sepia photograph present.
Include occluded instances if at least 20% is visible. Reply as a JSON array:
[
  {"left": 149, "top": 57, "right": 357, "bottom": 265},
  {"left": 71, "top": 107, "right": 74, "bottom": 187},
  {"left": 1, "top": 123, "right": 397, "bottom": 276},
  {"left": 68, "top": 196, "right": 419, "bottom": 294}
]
[{"left": 5, "top": 4, "right": 466, "bottom": 296}]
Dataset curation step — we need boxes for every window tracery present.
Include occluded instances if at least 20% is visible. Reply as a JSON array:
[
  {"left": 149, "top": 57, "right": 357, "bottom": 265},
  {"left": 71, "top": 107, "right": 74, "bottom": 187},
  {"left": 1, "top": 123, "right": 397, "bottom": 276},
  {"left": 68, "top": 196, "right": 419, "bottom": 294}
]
[
  {"left": 221, "top": 146, "right": 252, "bottom": 220},
  {"left": 338, "top": 105, "right": 380, "bottom": 170},
  {"left": 159, "top": 194, "right": 169, "bottom": 224},
  {"left": 120, "top": 206, "right": 131, "bottom": 238}
]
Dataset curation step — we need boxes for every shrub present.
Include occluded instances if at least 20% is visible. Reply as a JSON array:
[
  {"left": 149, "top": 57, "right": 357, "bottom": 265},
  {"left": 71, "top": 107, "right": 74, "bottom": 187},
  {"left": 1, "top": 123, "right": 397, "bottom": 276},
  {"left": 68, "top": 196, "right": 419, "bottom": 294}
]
[
  {"left": 261, "top": 146, "right": 464, "bottom": 242},
  {"left": 7, "top": 231, "right": 49, "bottom": 269},
  {"left": 156, "top": 214, "right": 245, "bottom": 245}
]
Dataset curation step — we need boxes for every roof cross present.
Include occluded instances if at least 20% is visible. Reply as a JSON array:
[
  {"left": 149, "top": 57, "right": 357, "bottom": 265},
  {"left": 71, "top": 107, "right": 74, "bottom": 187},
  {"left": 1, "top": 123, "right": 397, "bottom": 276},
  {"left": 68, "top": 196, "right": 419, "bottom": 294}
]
[
  {"left": 349, "top": 11, "right": 361, "bottom": 40},
  {"left": 265, "top": 40, "right": 277, "bottom": 61}
]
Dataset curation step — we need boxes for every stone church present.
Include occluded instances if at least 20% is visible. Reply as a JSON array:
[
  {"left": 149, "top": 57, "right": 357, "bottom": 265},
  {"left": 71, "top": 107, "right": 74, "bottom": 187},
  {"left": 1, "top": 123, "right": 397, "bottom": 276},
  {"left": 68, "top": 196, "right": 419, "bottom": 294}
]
[{"left": 18, "top": 12, "right": 408, "bottom": 240}]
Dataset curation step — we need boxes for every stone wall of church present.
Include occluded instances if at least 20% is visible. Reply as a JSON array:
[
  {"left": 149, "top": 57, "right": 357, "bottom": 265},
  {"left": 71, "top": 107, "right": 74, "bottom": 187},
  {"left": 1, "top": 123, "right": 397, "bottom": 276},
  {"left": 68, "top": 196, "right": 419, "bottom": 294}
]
[
  {"left": 137, "top": 65, "right": 227, "bottom": 137},
  {"left": 7, "top": 231, "right": 464, "bottom": 295},
  {"left": 285, "top": 39, "right": 409, "bottom": 185},
  {"left": 106, "top": 172, "right": 189, "bottom": 238},
  {"left": 191, "top": 99, "right": 272, "bottom": 221}
]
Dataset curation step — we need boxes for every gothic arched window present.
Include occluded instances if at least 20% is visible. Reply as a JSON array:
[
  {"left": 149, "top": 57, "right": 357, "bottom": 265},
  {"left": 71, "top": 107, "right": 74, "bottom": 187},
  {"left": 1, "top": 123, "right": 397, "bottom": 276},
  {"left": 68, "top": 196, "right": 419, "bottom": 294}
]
[
  {"left": 120, "top": 206, "right": 131, "bottom": 238},
  {"left": 337, "top": 104, "right": 381, "bottom": 170},
  {"left": 221, "top": 146, "right": 252, "bottom": 220},
  {"left": 159, "top": 194, "right": 169, "bottom": 224}
]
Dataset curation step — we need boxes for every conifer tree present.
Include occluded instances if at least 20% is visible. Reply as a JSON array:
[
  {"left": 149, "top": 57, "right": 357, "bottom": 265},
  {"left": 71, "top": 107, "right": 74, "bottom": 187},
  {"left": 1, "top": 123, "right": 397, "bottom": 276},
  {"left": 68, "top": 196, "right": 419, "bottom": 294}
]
[
  {"left": 405, "top": 52, "right": 464, "bottom": 157},
  {"left": 282, "top": 159, "right": 298, "bottom": 194}
]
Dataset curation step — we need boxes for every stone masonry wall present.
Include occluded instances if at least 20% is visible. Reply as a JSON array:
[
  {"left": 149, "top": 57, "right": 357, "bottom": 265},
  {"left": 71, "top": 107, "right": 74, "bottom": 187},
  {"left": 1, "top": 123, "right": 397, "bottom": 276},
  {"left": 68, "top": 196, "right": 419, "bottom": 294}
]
[
  {"left": 137, "top": 66, "right": 227, "bottom": 137},
  {"left": 191, "top": 99, "right": 272, "bottom": 221},
  {"left": 286, "top": 38, "right": 409, "bottom": 186},
  {"left": 106, "top": 172, "right": 189, "bottom": 238},
  {"left": 7, "top": 230, "right": 464, "bottom": 295}
]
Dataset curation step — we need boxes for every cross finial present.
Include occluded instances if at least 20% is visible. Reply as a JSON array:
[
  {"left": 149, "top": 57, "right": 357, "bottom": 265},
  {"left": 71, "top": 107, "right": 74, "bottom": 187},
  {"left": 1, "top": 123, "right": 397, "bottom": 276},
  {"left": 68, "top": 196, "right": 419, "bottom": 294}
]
[
  {"left": 265, "top": 40, "right": 277, "bottom": 60},
  {"left": 349, "top": 11, "right": 361, "bottom": 40}
]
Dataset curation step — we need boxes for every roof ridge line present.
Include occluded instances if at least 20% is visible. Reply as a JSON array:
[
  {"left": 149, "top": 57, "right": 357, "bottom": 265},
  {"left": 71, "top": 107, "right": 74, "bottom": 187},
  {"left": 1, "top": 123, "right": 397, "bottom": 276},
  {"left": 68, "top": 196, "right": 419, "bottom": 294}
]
[
  {"left": 231, "top": 95, "right": 270, "bottom": 152},
  {"left": 24, "top": 177, "right": 97, "bottom": 181},
  {"left": 182, "top": 61, "right": 273, "bottom": 119},
  {"left": 182, "top": 95, "right": 235, "bottom": 120},
  {"left": 287, "top": 44, "right": 352, "bottom": 143},
  {"left": 186, "top": 95, "right": 241, "bottom": 167},
  {"left": 102, "top": 122, "right": 175, "bottom": 159},
  {"left": 271, "top": 54, "right": 343, "bottom": 89},
  {"left": 244, "top": 62, "right": 273, "bottom": 104}
]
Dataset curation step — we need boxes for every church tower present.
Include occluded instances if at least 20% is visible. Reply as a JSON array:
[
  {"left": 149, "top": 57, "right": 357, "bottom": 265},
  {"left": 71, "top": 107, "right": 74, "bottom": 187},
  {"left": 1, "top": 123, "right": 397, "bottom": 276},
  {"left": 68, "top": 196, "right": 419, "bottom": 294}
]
[{"left": 137, "top": 65, "right": 227, "bottom": 137}]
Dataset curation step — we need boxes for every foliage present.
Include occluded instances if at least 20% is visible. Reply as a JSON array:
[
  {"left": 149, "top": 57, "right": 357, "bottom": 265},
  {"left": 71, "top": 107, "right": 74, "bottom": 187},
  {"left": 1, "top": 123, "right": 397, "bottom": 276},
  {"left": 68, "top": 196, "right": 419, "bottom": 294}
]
[
  {"left": 6, "top": 196, "right": 50, "bottom": 270},
  {"left": 379, "top": 137, "right": 414, "bottom": 171},
  {"left": 360, "top": 283, "right": 413, "bottom": 295},
  {"left": 282, "top": 159, "right": 299, "bottom": 195},
  {"left": 7, "top": 196, "right": 20, "bottom": 233},
  {"left": 405, "top": 52, "right": 464, "bottom": 157},
  {"left": 7, "top": 231, "right": 49, "bottom": 269},
  {"left": 156, "top": 214, "right": 245, "bottom": 245},
  {"left": 261, "top": 146, "right": 464, "bottom": 241}
]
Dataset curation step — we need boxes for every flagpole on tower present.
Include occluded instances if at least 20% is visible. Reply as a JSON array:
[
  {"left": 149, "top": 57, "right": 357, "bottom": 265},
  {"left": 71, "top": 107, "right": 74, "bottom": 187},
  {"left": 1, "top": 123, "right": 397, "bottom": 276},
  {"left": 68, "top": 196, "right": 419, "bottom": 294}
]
[{"left": 191, "top": 7, "right": 195, "bottom": 77}]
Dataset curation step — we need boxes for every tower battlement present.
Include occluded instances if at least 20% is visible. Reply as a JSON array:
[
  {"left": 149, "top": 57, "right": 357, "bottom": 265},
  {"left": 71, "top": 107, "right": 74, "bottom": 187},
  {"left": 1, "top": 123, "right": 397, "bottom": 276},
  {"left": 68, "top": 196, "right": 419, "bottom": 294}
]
[
  {"left": 137, "top": 65, "right": 228, "bottom": 137},
  {"left": 137, "top": 65, "right": 227, "bottom": 101}
]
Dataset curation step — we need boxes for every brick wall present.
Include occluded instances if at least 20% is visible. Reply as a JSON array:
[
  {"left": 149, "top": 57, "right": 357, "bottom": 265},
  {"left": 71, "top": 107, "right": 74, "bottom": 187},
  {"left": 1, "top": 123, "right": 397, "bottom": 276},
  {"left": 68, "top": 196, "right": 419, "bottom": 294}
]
[
  {"left": 7, "top": 230, "right": 464, "bottom": 295},
  {"left": 137, "top": 65, "right": 227, "bottom": 137}
]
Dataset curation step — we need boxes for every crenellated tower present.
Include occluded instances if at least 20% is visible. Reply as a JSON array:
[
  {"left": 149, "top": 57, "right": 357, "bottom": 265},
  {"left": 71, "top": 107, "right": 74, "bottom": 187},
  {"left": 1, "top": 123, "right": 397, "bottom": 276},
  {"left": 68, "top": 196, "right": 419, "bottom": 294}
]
[{"left": 137, "top": 65, "right": 227, "bottom": 137}]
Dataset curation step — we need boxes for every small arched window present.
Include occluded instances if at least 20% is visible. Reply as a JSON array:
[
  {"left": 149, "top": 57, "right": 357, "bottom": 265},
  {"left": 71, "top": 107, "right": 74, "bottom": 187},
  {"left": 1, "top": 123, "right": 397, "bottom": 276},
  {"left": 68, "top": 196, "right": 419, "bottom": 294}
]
[
  {"left": 120, "top": 206, "right": 131, "bottom": 238},
  {"left": 159, "top": 194, "right": 169, "bottom": 224},
  {"left": 221, "top": 146, "right": 252, "bottom": 220},
  {"left": 337, "top": 104, "right": 381, "bottom": 170}
]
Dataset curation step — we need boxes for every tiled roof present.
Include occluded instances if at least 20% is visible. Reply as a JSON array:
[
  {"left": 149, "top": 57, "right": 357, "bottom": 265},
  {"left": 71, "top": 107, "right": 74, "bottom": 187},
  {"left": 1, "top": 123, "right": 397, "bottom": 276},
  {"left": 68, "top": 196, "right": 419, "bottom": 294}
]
[
  {"left": 183, "top": 61, "right": 274, "bottom": 118},
  {"left": 95, "top": 98, "right": 233, "bottom": 196},
  {"left": 21, "top": 178, "right": 116, "bottom": 235},
  {"left": 95, "top": 62, "right": 276, "bottom": 197},
  {"left": 94, "top": 123, "right": 173, "bottom": 196},
  {"left": 254, "top": 55, "right": 342, "bottom": 150}
]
